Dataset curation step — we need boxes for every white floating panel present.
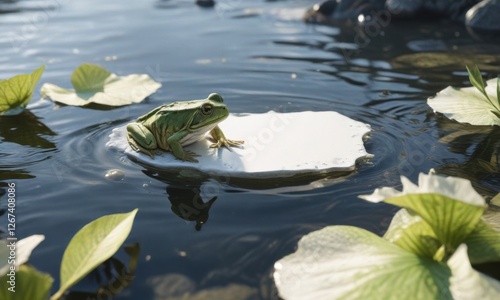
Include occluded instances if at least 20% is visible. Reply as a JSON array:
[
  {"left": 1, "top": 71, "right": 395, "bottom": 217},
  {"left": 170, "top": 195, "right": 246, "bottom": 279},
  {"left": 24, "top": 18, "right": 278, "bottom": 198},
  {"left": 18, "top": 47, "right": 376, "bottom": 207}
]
[{"left": 107, "top": 111, "right": 372, "bottom": 179}]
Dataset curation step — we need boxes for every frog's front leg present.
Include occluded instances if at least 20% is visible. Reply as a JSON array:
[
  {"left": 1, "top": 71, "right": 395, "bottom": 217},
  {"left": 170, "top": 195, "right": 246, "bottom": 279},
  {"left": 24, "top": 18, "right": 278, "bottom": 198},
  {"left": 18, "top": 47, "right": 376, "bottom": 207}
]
[
  {"left": 209, "top": 126, "right": 244, "bottom": 149},
  {"left": 167, "top": 130, "right": 200, "bottom": 163},
  {"left": 127, "top": 122, "right": 158, "bottom": 158}
]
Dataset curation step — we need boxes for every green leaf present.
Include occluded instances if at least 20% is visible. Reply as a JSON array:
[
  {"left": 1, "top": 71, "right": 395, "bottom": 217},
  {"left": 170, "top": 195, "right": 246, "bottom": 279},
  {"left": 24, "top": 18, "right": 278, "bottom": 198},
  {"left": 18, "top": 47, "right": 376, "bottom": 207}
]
[
  {"left": 274, "top": 226, "right": 452, "bottom": 300},
  {"left": 497, "top": 76, "right": 500, "bottom": 109},
  {"left": 463, "top": 219, "right": 500, "bottom": 264},
  {"left": 71, "top": 63, "right": 111, "bottom": 93},
  {"left": 0, "top": 65, "right": 45, "bottom": 115},
  {"left": 0, "top": 265, "right": 53, "bottom": 300},
  {"left": 51, "top": 209, "right": 138, "bottom": 300},
  {"left": 385, "top": 193, "right": 485, "bottom": 255},
  {"left": 384, "top": 209, "right": 441, "bottom": 258},
  {"left": 41, "top": 63, "right": 161, "bottom": 107},
  {"left": 466, "top": 65, "right": 489, "bottom": 101},
  {"left": 492, "top": 192, "right": 500, "bottom": 207}
]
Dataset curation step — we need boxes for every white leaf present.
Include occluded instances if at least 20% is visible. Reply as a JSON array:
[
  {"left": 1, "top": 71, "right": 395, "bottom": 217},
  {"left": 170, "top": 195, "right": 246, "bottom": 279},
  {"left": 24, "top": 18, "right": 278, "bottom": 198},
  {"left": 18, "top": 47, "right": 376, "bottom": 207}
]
[{"left": 427, "top": 78, "right": 500, "bottom": 126}]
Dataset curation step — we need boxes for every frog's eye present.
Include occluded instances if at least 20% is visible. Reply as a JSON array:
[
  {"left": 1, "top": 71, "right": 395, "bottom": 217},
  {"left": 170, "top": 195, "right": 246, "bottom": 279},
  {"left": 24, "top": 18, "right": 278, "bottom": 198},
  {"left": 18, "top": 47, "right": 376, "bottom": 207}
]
[{"left": 201, "top": 104, "right": 213, "bottom": 116}]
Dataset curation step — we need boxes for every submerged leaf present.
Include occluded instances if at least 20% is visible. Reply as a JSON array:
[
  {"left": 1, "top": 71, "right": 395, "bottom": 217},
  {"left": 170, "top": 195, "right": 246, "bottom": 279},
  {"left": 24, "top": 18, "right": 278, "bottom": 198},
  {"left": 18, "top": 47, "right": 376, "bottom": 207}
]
[
  {"left": 41, "top": 64, "right": 161, "bottom": 107},
  {"left": 274, "top": 226, "right": 451, "bottom": 300},
  {"left": 51, "top": 209, "right": 138, "bottom": 300},
  {"left": 0, "top": 65, "right": 45, "bottom": 115}
]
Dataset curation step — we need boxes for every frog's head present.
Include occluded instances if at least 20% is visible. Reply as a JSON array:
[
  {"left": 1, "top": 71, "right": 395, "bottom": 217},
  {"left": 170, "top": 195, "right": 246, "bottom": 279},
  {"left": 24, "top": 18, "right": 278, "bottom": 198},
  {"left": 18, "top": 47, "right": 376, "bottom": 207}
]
[{"left": 190, "top": 93, "right": 229, "bottom": 129}]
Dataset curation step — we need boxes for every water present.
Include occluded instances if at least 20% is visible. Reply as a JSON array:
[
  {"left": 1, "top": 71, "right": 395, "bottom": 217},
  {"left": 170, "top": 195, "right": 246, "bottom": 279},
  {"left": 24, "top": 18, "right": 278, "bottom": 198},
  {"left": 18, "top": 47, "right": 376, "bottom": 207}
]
[{"left": 1, "top": 0, "right": 499, "bottom": 298}]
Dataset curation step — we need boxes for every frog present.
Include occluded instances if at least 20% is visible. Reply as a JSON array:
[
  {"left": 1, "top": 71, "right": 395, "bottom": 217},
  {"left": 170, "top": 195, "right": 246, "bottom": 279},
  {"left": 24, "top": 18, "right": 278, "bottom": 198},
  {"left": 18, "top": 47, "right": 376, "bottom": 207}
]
[{"left": 127, "top": 93, "right": 243, "bottom": 162}]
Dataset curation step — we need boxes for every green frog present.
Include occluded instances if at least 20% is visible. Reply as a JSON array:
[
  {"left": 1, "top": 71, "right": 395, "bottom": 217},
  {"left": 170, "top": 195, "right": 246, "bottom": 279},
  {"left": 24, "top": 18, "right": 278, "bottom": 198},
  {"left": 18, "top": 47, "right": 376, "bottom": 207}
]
[{"left": 126, "top": 93, "right": 243, "bottom": 162}]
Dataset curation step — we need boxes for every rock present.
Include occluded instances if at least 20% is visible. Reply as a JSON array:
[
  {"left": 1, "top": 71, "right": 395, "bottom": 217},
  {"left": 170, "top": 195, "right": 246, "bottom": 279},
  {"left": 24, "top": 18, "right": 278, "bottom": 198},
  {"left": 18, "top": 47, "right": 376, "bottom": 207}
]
[
  {"left": 196, "top": 0, "right": 215, "bottom": 8},
  {"left": 466, "top": 0, "right": 500, "bottom": 31},
  {"left": 305, "top": 0, "right": 500, "bottom": 31}
]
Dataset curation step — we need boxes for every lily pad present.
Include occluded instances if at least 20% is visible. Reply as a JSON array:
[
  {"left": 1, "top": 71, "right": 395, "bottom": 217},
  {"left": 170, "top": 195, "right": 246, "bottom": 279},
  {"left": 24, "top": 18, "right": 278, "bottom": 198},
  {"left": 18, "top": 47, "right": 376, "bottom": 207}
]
[
  {"left": 428, "top": 77, "right": 500, "bottom": 126},
  {"left": 0, "top": 65, "right": 45, "bottom": 115},
  {"left": 41, "top": 63, "right": 161, "bottom": 107},
  {"left": 106, "top": 111, "right": 372, "bottom": 182}
]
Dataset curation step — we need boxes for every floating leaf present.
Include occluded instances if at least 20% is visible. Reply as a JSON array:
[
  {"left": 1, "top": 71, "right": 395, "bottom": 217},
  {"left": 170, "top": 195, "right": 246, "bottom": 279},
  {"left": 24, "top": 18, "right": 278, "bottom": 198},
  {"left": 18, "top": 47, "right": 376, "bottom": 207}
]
[
  {"left": 0, "top": 234, "right": 45, "bottom": 276},
  {"left": 273, "top": 226, "right": 452, "bottom": 300},
  {"left": 0, "top": 265, "right": 53, "bottom": 300},
  {"left": 51, "top": 209, "right": 138, "bottom": 300},
  {"left": 0, "top": 65, "right": 45, "bottom": 115},
  {"left": 41, "top": 64, "right": 161, "bottom": 107},
  {"left": 428, "top": 73, "right": 500, "bottom": 125}
]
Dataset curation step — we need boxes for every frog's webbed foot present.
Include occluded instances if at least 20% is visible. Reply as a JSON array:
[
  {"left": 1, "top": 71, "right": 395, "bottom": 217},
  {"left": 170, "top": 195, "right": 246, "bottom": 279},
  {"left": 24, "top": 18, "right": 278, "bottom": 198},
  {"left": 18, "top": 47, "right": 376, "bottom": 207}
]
[
  {"left": 210, "top": 139, "right": 244, "bottom": 149},
  {"left": 209, "top": 126, "right": 244, "bottom": 149},
  {"left": 180, "top": 150, "right": 200, "bottom": 163}
]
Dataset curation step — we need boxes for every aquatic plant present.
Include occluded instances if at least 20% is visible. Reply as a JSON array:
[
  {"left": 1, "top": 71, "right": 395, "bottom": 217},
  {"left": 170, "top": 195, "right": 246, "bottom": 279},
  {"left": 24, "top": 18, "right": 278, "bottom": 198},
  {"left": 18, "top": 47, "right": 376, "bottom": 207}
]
[
  {"left": 0, "top": 66, "right": 45, "bottom": 116},
  {"left": 41, "top": 63, "right": 161, "bottom": 107},
  {"left": 0, "top": 209, "right": 138, "bottom": 300},
  {"left": 428, "top": 65, "right": 500, "bottom": 126},
  {"left": 273, "top": 172, "right": 500, "bottom": 300}
]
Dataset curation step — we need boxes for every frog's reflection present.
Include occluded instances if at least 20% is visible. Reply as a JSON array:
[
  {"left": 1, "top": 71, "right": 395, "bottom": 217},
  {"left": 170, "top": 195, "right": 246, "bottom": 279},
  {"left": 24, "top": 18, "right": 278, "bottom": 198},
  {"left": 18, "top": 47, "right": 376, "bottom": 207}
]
[{"left": 166, "top": 185, "right": 218, "bottom": 231}]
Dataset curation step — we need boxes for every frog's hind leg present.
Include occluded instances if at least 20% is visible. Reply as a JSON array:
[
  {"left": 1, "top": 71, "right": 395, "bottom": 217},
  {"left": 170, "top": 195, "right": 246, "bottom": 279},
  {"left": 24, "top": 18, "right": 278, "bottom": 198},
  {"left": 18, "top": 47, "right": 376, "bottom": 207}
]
[{"left": 127, "top": 123, "right": 158, "bottom": 158}]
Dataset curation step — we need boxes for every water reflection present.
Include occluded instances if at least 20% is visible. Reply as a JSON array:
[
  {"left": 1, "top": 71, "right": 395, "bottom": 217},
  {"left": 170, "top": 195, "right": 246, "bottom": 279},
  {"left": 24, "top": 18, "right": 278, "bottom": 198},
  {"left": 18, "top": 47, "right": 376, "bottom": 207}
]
[
  {"left": 65, "top": 243, "right": 140, "bottom": 300},
  {"left": 0, "top": 110, "right": 56, "bottom": 148},
  {"left": 166, "top": 184, "right": 218, "bottom": 231},
  {"left": 435, "top": 118, "right": 500, "bottom": 197}
]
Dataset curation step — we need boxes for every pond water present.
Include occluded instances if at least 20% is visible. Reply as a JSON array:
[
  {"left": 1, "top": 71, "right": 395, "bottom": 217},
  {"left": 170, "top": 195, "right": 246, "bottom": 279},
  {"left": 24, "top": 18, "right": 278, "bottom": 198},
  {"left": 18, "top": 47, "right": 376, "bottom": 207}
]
[{"left": 1, "top": 0, "right": 500, "bottom": 299}]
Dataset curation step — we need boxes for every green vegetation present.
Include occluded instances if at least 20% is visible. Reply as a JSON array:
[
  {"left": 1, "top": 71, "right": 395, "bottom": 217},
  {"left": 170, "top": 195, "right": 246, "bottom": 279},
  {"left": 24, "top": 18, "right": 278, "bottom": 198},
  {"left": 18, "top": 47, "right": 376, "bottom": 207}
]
[
  {"left": 0, "top": 209, "right": 138, "bottom": 300},
  {"left": 274, "top": 173, "right": 500, "bottom": 300},
  {"left": 0, "top": 66, "right": 44, "bottom": 115}
]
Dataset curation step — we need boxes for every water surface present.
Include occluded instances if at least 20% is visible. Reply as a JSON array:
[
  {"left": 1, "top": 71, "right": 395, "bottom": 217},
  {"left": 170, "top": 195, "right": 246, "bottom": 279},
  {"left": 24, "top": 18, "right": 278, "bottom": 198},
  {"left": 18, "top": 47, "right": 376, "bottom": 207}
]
[{"left": 1, "top": 0, "right": 499, "bottom": 298}]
